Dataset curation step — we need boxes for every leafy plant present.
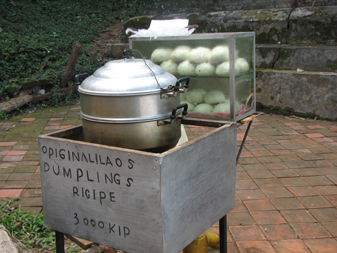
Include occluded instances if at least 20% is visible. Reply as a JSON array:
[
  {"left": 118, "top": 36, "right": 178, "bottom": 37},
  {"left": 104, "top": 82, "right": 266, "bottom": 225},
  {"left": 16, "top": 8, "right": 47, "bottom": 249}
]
[
  {"left": 0, "top": 198, "right": 108, "bottom": 252},
  {"left": 0, "top": 0, "right": 147, "bottom": 101},
  {"left": 0, "top": 80, "right": 20, "bottom": 101},
  {"left": 47, "top": 84, "right": 61, "bottom": 106},
  {"left": 0, "top": 111, "right": 9, "bottom": 119},
  {"left": 0, "top": 198, "right": 54, "bottom": 251}
]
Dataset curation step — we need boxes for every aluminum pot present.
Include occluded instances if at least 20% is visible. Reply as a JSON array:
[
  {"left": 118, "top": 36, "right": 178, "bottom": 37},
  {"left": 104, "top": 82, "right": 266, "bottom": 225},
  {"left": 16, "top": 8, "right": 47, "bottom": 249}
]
[{"left": 77, "top": 50, "right": 189, "bottom": 152}]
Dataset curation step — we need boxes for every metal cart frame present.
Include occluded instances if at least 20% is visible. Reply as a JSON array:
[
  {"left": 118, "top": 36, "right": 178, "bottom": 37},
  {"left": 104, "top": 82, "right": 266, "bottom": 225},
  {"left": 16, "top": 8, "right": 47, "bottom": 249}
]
[{"left": 53, "top": 113, "right": 259, "bottom": 253}]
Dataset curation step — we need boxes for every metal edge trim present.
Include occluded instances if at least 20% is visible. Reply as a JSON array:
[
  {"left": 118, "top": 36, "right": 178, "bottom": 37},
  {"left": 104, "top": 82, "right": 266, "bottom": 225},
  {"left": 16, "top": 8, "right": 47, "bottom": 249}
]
[
  {"left": 80, "top": 111, "right": 172, "bottom": 123},
  {"left": 78, "top": 86, "right": 161, "bottom": 96},
  {"left": 129, "top": 32, "right": 256, "bottom": 41}
]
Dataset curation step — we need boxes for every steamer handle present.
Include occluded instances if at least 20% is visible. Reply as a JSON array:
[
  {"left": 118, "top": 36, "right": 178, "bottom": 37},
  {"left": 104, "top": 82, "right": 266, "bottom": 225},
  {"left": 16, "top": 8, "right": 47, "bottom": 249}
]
[
  {"left": 123, "top": 49, "right": 135, "bottom": 59},
  {"left": 170, "top": 103, "right": 188, "bottom": 119},
  {"left": 174, "top": 76, "right": 190, "bottom": 91},
  {"left": 74, "top": 73, "right": 89, "bottom": 85}
]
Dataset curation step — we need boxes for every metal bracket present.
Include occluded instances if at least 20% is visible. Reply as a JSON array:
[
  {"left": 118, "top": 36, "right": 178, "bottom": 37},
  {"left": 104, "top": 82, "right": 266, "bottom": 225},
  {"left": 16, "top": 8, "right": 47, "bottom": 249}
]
[
  {"left": 160, "top": 86, "right": 188, "bottom": 99},
  {"left": 157, "top": 119, "right": 171, "bottom": 126},
  {"left": 160, "top": 90, "right": 179, "bottom": 99},
  {"left": 160, "top": 76, "right": 189, "bottom": 99}
]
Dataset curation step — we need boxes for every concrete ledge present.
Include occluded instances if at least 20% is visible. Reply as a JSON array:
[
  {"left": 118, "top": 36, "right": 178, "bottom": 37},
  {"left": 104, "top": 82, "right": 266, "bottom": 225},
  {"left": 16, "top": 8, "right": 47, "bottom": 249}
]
[
  {"left": 256, "top": 44, "right": 337, "bottom": 72},
  {"left": 125, "top": 7, "right": 337, "bottom": 45},
  {"left": 257, "top": 69, "right": 337, "bottom": 120},
  {"left": 145, "top": 0, "right": 337, "bottom": 15},
  {"left": 204, "top": 7, "right": 337, "bottom": 45}
]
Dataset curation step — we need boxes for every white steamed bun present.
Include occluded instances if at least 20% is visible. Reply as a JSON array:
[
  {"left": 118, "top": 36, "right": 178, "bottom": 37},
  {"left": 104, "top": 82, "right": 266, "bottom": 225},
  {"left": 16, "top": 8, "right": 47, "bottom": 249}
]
[
  {"left": 209, "top": 45, "right": 229, "bottom": 64},
  {"left": 180, "top": 100, "right": 195, "bottom": 111},
  {"left": 160, "top": 60, "right": 178, "bottom": 75},
  {"left": 151, "top": 48, "right": 173, "bottom": 63},
  {"left": 215, "top": 61, "right": 230, "bottom": 77},
  {"left": 188, "top": 47, "right": 211, "bottom": 64},
  {"left": 194, "top": 103, "right": 213, "bottom": 113},
  {"left": 177, "top": 60, "right": 196, "bottom": 76},
  {"left": 171, "top": 46, "right": 192, "bottom": 62},
  {"left": 195, "top": 62, "right": 215, "bottom": 76},
  {"left": 235, "top": 58, "right": 250, "bottom": 74},
  {"left": 185, "top": 89, "right": 206, "bottom": 104},
  {"left": 204, "top": 90, "right": 226, "bottom": 104},
  {"left": 215, "top": 61, "right": 240, "bottom": 76},
  {"left": 213, "top": 102, "right": 230, "bottom": 114}
]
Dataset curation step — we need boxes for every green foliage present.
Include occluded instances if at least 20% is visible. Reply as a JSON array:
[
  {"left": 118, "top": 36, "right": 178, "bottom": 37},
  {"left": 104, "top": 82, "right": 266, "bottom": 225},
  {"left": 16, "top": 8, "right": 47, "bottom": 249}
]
[
  {"left": 0, "top": 198, "right": 54, "bottom": 251},
  {"left": 0, "top": 111, "right": 10, "bottom": 119},
  {"left": 0, "top": 0, "right": 146, "bottom": 100},
  {"left": 47, "top": 84, "right": 61, "bottom": 106},
  {"left": 0, "top": 80, "right": 20, "bottom": 100},
  {"left": 44, "top": 84, "right": 79, "bottom": 107}
]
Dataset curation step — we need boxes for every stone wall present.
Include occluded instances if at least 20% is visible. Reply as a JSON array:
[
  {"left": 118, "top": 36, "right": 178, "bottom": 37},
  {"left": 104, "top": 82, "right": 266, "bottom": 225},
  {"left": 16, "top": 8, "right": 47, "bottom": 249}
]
[
  {"left": 125, "top": 7, "right": 337, "bottom": 45},
  {"left": 257, "top": 70, "right": 337, "bottom": 119},
  {"left": 144, "top": 0, "right": 337, "bottom": 15},
  {"left": 256, "top": 45, "right": 337, "bottom": 72}
]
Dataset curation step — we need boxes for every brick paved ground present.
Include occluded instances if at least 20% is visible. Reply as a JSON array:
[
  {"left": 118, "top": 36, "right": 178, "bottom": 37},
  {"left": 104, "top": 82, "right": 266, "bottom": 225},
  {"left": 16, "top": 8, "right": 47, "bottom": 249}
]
[{"left": 1, "top": 105, "right": 337, "bottom": 253}]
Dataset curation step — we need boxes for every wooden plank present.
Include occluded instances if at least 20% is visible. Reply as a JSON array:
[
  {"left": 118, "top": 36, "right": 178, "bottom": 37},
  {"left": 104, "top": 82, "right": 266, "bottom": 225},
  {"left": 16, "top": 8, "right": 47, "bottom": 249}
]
[
  {"left": 238, "top": 114, "right": 258, "bottom": 124},
  {"left": 66, "top": 235, "right": 95, "bottom": 249}
]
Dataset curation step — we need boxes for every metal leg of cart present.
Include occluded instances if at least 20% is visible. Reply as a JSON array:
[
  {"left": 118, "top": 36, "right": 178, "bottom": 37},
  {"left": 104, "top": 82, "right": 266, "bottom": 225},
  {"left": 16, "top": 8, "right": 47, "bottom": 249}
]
[
  {"left": 219, "top": 118, "right": 254, "bottom": 253},
  {"left": 236, "top": 119, "right": 253, "bottom": 165},
  {"left": 219, "top": 215, "right": 227, "bottom": 253},
  {"left": 56, "top": 231, "right": 65, "bottom": 253}
]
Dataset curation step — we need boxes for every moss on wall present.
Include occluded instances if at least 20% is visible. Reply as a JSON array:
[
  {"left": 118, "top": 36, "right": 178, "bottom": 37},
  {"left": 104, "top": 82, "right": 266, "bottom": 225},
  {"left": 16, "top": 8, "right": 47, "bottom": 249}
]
[
  {"left": 258, "top": 61, "right": 273, "bottom": 69},
  {"left": 256, "top": 102, "right": 334, "bottom": 120},
  {"left": 326, "top": 59, "right": 337, "bottom": 71},
  {"left": 187, "top": 14, "right": 208, "bottom": 33},
  {"left": 226, "top": 25, "right": 252, "bottom": 33},
  {"left": 256, "top": 27, "right": 283, "bottom": 44},
  {"left": 279, "top": 49, "right": 291, "bottom": 61}
]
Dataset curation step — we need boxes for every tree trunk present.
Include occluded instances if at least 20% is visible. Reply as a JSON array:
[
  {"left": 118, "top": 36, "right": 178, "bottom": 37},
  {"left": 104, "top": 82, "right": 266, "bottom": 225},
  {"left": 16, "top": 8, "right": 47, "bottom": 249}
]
[{"left": 60, "top": 42, "right": 82, "bottom": 88}]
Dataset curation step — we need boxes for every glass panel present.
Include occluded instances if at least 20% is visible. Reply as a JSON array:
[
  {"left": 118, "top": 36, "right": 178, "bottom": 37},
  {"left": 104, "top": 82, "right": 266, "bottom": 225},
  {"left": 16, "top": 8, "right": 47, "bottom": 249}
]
[
  {"left": 234, "top": 36, "right": 255, "bottom": 119},
  {"left": 131, "top": 33, "right": 255, "bottom": 121}
]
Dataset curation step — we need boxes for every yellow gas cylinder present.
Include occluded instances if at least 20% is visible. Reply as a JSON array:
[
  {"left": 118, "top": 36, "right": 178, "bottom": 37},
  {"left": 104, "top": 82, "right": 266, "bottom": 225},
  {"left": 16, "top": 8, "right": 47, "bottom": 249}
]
[
  {"left": 183, "top": 233, "right": 208, "bottom": 253},
  {"left": 204, "top": 232, "right": 220, "bottom": 248}
]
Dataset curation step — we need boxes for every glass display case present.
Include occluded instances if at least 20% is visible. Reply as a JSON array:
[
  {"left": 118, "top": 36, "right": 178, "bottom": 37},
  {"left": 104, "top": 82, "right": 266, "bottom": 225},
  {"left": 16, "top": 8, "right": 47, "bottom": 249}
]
[{"left": 130, "top": 32, "right": 255, "bottom": 122}]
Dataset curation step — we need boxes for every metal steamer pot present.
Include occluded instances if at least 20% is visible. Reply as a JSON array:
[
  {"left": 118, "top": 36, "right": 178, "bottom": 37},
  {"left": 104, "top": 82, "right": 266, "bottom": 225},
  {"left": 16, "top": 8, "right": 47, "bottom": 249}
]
[{"left": 77, "top": 50, "right": 189, "bottom": 152}]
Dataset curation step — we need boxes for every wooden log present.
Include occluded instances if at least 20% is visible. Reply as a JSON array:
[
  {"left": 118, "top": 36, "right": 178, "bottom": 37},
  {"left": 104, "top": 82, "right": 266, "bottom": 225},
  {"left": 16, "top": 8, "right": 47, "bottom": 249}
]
[
  {"left": 0, "top": 86, "right": 78, "bottom": 114},
  {"left": 0, "top": 94, "right": 33, "bottom": 113},
  {"left": 66, "top": 235, "right": 95, "bottom": 250},
  {"left": 60, "top": 43, "right": 82, "bottom": 88}
]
